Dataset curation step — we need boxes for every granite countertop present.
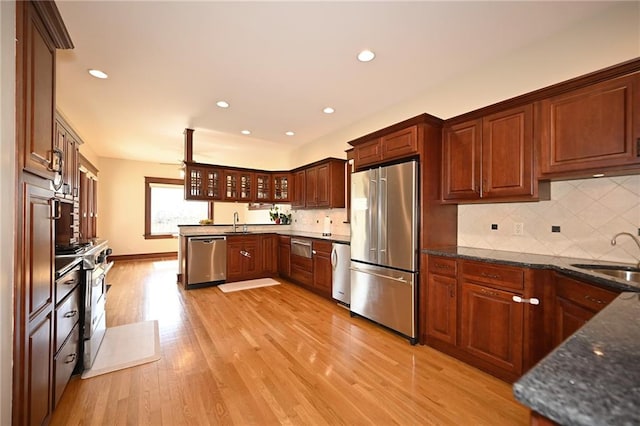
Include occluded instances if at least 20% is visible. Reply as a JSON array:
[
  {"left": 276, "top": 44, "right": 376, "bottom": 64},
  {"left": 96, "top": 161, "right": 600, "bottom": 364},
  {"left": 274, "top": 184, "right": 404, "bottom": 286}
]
[
  {"left": 422, "top": 246, "right": 640, "bottom": 292},
  {"left": 178, "top": 224, "right": 350, "bottom": 244},
  {"left": 513, "top": 292, "right": 640, "bottom": 426}
]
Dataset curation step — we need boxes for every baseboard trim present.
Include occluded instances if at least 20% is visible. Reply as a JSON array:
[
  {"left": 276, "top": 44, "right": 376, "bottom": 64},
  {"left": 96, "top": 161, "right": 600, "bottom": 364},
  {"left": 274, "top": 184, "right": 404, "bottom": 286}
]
[{"left": 110, "top": 252, "right": 178, "bottom": 262}]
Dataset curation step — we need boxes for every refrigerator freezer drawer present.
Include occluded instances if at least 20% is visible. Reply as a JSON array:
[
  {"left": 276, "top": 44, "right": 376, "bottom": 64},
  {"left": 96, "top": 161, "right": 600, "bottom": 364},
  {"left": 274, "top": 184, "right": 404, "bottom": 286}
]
[{"left": 350, "top": 262, "right": 416, "bottom": 340}]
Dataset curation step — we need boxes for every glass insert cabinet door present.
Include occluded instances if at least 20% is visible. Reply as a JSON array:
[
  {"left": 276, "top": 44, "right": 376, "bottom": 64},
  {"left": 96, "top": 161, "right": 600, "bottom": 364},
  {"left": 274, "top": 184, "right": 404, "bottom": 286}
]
[{"left": 273, "top": 174, "right": 290, "bottom": 202}]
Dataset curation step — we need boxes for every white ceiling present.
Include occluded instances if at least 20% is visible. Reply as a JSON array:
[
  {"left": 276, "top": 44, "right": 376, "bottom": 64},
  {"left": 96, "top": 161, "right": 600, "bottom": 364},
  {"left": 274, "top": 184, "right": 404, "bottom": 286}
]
[{"left": 55, "top": 1, "right": 621, "bottom": 168}]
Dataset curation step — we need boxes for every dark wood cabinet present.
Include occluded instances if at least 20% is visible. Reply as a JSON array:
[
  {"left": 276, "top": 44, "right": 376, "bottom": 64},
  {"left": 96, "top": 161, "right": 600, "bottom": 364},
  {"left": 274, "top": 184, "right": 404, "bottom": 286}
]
[
  {"left": 381, "top": 125, "right": 419, "bottom": 160},
  {"left": 290, "top": 254, "right": 313, "bottom": 287},
  {"left": 278, "top": 236, "right": 291, "bottom": 278},
  {"left": 224, "top": 170, "right": 253, "bottom": 201},
  {"left": 354, "top": 138, "right": 382, "bottom": 168},
  {"left": 226, "top": 235, "right": 259, "bottom": 282},
  {"left": 20, "top": 1, "right": 58, "bottom": 182},
  {"left": 184, "top": 162, "right": 222, "bottom": 200},
  {"left": 296, "top": 159, "right": 345, "bottom": 209},
  {"left": 255, "top": 173, "right": 272, "bottom": 202},
  {"left": 352, "top": 125, "right": 420, "bottom": 169},
  {"left": 54, "top": 115, "right": 80, "bottom": 200},
  {"left": 552, "top": 274, "right": 618, "bottom": 346},
  {"left": 460, "top": 281, "right": 524, "bottom": 376},
  {"left": 442, "top": 119, "right": 482, "bottom": 200},
  {"left": 22, "top": 183, "right": 56, "bottom": 425},
  {"left": 443, "top": 105, "right": 541, "bottom": 202},
  {"left": 312, "top": 240, "right": 332, "bottom": 298},
  {"left": 15, "top": 2, "right": 73, "bottom": 423},
  {"left": 261, "top": 235, "right": 278, "bottom": 275},
  {"left": 425, "top": 256, "right": 457, "bottom": 346},
  {"left": 272, "top": 173, "right": 291, "bottom": 202},
  {"left": 539, "top": 73, "right": 640, "bottom": 177},
  {"left": 292, "top": 169, "right": 306, "bottom": 209},
  {"left": 79, "top": 170, "right": 98, "bottom": 240}
]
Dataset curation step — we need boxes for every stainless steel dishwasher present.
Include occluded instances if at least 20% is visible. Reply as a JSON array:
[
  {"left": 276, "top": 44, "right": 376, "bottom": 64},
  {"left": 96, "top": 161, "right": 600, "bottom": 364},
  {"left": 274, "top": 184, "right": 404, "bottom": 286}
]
[{"left": 187, "top": 236, "right": 227, "bottom": 288}]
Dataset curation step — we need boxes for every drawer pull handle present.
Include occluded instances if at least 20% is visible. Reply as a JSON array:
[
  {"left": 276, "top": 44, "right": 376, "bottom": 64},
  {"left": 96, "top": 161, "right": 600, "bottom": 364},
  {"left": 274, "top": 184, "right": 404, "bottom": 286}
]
[
  {"left": 64, "top": 310, "right": 78, "bottom": 318},
  {"left": 512, "top": 295, "right": 540, "bottom": 305},
  {"left": 480, "top": 272, "right": 501, "bottom": 280},
  {"left": 480, "top": 288, "right": 499, "bottom": 297},
  {"left": 63, "top": 279, "right": 78, "bottom": 286},
  {"left": 434, "top": 263, "right": 452, "bottom": 269},
  {"left": 584, "top": 295, "right": 606, "bottom": 305},
  {"left": 64, "top": 353, "right": 77, "bottom": 364},
  {"left": 240, "top": 250, "right": 252, "bottom": 258}
]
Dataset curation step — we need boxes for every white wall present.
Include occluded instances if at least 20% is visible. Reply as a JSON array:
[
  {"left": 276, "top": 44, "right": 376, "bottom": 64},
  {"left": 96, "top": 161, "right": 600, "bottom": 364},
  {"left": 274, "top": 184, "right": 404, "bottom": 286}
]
[
  {"left": 289, "top": 2, "right": 640, "bottom": 168},
  {"left": 98, "top": 158, "right": 184, "bottom": 255},
  {"left": 0, "top": 1, "right": 15, "bottom": 423}
]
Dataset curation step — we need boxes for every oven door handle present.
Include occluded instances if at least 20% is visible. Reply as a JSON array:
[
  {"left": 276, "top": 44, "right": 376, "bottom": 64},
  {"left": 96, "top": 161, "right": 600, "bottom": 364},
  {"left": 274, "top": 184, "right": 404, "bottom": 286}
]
[{"left": 104, "top": 261, "right": 114, "bottom": 275}]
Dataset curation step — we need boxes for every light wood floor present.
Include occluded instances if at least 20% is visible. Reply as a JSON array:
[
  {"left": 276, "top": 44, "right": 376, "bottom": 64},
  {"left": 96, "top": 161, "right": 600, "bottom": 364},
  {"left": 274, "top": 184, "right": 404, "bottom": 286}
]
[{"left": 50, "top": 259, "right": 529, "bottom": 425}]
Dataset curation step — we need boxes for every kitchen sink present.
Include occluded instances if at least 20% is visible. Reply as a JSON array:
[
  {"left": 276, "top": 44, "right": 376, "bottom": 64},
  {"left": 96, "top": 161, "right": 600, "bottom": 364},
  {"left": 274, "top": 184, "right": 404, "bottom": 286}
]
[{"left": 571, "top": 264, "right": 640, "bottom": 284}]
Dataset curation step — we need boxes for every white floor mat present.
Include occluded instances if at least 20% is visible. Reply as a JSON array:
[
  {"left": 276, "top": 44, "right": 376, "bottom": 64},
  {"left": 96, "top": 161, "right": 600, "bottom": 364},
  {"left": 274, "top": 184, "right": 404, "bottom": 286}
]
[
  {"left": 218, "top": 278, "right": 280, "bottom": 293},
  {"left": 81, "top": 320, "right": 160, "bottom": 379}
]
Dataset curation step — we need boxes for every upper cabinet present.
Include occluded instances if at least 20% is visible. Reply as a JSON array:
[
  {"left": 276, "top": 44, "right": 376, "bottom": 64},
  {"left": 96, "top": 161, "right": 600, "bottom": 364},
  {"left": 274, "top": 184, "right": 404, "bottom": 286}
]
[
  {"left": 184, "top": 162, "right": 222, "bottom": 201},
  {"left": 272, "top": 173, "right": 291, "bottom": 203},
  {"left": 353, "top": 124, "right": 420, "bottom": 170},
  {"left": 255, "top": 172, "right": 272, "bottom": 202},
  {"left": 538, "top": 73, "right": 640, "bottom": 178},
  {"left": 224, "top": 170, "right": 253, "bottom": 201},
  {"left": 294, "top": 158, "right": 345, "bottom": 209},
  {"left": 54, "top": 115, "right": 81, "bottom": 200},
  {"left": 443, "top": 104, "right": 543, "bottom": 202}
]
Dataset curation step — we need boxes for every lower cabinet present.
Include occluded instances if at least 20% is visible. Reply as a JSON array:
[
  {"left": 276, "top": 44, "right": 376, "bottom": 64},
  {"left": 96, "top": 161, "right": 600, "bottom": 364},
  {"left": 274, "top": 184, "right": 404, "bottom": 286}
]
[
  {"left": 226, "top": 235, "right": 259, "bottom": 282},
  {"left": 290, "top": 253, "right": 313, "bottom": 287},
  {"left": 552, "top": 273, "right": 618, "bottom": 347},
  {"left": 312, "top": 240, "right": 332, "bottom": 298},
  {"left": 460, "top": 282, "right": 524, "bottom": 376},
  {"left": 423, "top": 256, "right": 537, "bottom": 382},
  {"left": 277, "top": 236, "right": 291, "bottom": 278},
  {"left": 261, "top": 235, "right": 278, "bottom": 275},
  {"left": 422, "top": 255, "right": 622, "bottom": 383}
]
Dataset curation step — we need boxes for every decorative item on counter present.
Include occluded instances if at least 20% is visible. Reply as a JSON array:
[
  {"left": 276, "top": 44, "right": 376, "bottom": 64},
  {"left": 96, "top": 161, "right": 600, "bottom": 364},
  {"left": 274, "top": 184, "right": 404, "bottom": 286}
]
[
  {"left": 269, "top": 206, "right": 292, "bottom": 225},
  {"left": 323, "top": 216, "right": 332, "bottom": 236},
  {"left": 199, "top": 219, "right": 213, "bottom": 225}
]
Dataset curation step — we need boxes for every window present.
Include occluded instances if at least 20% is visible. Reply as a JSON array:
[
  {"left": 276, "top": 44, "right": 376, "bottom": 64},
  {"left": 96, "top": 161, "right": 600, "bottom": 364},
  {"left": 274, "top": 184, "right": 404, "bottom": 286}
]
[{"left": 144, "top": 177, "right": 212, "bottom": 239}]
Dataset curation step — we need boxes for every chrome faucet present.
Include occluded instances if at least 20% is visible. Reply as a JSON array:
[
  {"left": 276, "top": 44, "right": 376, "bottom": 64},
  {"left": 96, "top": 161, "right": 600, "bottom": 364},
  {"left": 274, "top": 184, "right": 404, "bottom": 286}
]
[
  {"left": 233, "top": 211, "right": 239, "bottom": 233},
  {"left": 611, "top": 232, "right": 640, "bottom": 268}
]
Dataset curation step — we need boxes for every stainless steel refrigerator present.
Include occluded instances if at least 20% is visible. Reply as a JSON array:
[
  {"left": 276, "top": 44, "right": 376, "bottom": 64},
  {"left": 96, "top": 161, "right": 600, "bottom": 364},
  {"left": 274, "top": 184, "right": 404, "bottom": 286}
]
[{"left": 350, "top": 160, "right": 418, "bottom": 343}]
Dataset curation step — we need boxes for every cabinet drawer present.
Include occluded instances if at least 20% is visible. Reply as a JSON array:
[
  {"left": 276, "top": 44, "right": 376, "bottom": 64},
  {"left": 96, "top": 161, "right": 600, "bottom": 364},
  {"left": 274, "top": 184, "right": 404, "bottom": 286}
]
[
  {"left": 312, "top": 240, "right": 332, "bottom": 256},
  {"left": 291, "top": 255, "right": 313, "bottom": 286},
  {"left": 56, "top": 265, "right": 81, "bottom": 304},
  {"left": 56, "top": 285, "right": 80, "bottom": 352},
  {"left": 555, "top": 274, "right": 618, "bottom": 312},
  {"left": 428, "top": 256, "right": 457, "bottom": 278},
  {"left": 462, "top": 260, "right": 524, "bottom": 291},
  {"left": 53, "top": 323, "right": 79, "bottom": 408}
]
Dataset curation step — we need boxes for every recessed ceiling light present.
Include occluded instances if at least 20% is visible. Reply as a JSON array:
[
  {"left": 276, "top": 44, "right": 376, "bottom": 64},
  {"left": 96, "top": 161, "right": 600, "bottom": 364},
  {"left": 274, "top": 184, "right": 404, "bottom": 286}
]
[
  {"left": 216, "top": 101, "right": 230, "bottom": 108},
  {"left": 357, "top": 50, "right": 375, "bottom": 62},
  {"left": 241, "top": 130, "right": 251, "bottom": 135},
  {"left": 88, "top": 69, "right": 108, "bottom": 79},
  {"left": 285, "top": 131, "right": 295, "bottom": 136},
  {"left": 323, "top": 107, "right": 335, "bottom": 114}
]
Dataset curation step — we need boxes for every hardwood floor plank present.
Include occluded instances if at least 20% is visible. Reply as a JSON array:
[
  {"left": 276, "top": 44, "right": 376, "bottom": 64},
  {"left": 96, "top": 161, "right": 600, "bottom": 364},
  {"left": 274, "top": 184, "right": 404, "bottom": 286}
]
[{"left": 50, "top": 259, "right": 528, "bottom": 425}]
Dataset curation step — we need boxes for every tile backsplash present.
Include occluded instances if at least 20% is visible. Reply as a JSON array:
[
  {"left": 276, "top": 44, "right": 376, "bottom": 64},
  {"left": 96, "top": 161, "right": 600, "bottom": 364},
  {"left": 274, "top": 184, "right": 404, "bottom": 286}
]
[
  {"left": 290, "top": 208, "right": 351, "bottom": 236},
  {"left": 458, "top": 175, "right": 640, "bottom": 264}
]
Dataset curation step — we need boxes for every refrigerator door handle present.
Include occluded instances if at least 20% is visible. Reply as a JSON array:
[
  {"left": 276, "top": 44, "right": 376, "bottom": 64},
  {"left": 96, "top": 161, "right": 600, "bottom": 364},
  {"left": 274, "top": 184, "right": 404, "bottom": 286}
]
[
  {"left": 349, "top": 266, "right": 408, "bottom": 284},
  {"left": 331, "top": 248, "right": 337, "bottom": 269},
  {"left": 369, "top": 173, "right": 378, "bottom": 260},
  {"left": 379, "top": 174, "right": 387, "bottom": 263}
]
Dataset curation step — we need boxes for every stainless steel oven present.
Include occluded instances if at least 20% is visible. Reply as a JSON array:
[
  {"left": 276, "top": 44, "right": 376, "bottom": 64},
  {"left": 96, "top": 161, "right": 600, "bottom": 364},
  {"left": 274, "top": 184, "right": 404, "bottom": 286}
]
[{"left": 80, "top": 241, "right": 113, "bottom": 369}]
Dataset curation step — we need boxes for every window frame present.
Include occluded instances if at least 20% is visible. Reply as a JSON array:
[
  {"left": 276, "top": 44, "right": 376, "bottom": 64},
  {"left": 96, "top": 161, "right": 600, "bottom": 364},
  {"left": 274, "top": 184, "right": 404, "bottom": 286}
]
[{"left": 144, "top": 176, "right": 213, "bottom": 239}]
